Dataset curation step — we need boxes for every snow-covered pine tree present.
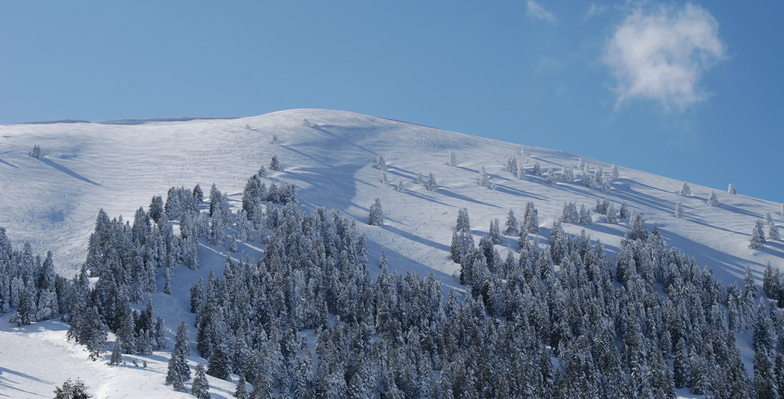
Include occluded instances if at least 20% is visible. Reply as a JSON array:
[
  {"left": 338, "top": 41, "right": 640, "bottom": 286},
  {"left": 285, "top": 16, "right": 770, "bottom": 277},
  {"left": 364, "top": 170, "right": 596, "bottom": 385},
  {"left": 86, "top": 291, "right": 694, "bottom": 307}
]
[
  {"left": 368, "top": 198, "right": 383, "bottom": 226},
  {"left": 675, "top": 202, "right": 684, "bottom": 218},
  {"left": 456, "top": 208, "right": 471, "bottom": 233},
  {"left": 54, "top": 378, "right": 91, "bottom": 399},
  {"left": 578, "top": 205, "right": 592, "bottom": 225},
  {"left": 381, "top": 171, "right": 388, "bottom": 184},
  {"left": 611, "top": 164, "right": 619, "bottom": 178},
  {"left": 270, "top": 155, "right": 280, "bottom": 171},
  {"left": 192, "top": 364, "right": 210, "bottom": 399},
  {"left": 109, "top": 339, "right": 123, "bottom": 366},
  {"left": 619, "top": 201, "right": 630, "bottom": 219},
  {"left": 149, "top": 196, "right": 165, "bottom": 224},
  {"left": 376, "top": 153, "right": 387, "bottom": 171},
  {"left": 489, "top": 219, "right": 501, "bottom": 245},
  {"left": 558, "top": 165, "right": 569, "bottom": 183},
  {"left": 606, "top": 203, "right": 618, "bottom": 224},
  {"left": 753, "top": 347, "right": 776, "bottom": 399},
  {"left": 235, "top": 374, "right": 249, "bottom": 399},
  {"left": 190, "top": 184, "right": 203, "bottom": 206},
  {"left": 629, "top": 211, "right": 648, "bottom": 241},
  {"left": 30, "top": 145, "right": 41, "bottom": 158},
  {"left": 532, "top": 162, "right": 541, "bottom": 176},
  {"left": 593, "top": 166, "right": 604, "bottom": 184},
  {"left": 765, "top": 212, "right": 780, "bottom": 241},
  {"left": 601, "top": 176, "right": 612, "bottom": 193},
  {"left": 166, "top": 321, "right": 191, "bottom": 389},
  {"left": 81, "top": 306, "right": 107, "bottom": 360},
  {"left": 679, "top": 181, "right": 691, "bottom": 196},
  {"left": 505, "top": 209, "right": 519, "bottom": 236},
  {"left": 728, "top": 184, "right": 736, "bottom": 194},
  {"left": 426, "top": 172, "right": 438, "bottom": 191},
  {"left": 478, "top": 166, "right": 488, "bottom": 187},
  {"left": 545, "top": 168, "right": 556, "bottom": 185},
  {"left": 524, "top": 202, "right": 539, "bottom": 234},
  {"left": 516, "top": 163, "right": 526, "bottom": 180},
  {"left": 707, "top": 190, "right": 719, "bottom": 207},
  {"left": 505, "top": 155, "right": 518, "bottom": 173},
  {"left": 560, "top": 202, "right": 579, "bottom": 224},
  {"left": 395, "top": 180, "right": 405, "bottom": 193},
  {"left": 449, "top": 152, "right": 457, "bottom": 167},
  {"left": 581, "top": 168, "right": 594, "bottom": 188},
  {"left": 207, "top": 346, "right": 231, "bottom": 381},
  {"left": 750, "top": 220, "right": 767, "bottom": 249},
  {"left": 415, "top": 172, "right": 423, "bottom": 185}
]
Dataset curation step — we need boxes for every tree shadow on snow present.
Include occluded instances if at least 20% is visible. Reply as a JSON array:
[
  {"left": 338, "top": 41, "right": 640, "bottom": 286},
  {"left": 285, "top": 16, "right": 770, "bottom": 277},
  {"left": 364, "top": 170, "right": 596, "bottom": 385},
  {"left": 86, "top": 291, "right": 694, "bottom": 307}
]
[{"left": 38, "top": 158, "right": 101, "bottom": 186}]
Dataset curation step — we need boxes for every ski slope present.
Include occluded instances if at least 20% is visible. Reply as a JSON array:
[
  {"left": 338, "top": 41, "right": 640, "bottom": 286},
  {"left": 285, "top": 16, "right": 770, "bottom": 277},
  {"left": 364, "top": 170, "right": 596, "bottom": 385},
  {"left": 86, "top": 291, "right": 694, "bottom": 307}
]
[{"left": 0, "top": 109, "right": 781, "bottom": 397}]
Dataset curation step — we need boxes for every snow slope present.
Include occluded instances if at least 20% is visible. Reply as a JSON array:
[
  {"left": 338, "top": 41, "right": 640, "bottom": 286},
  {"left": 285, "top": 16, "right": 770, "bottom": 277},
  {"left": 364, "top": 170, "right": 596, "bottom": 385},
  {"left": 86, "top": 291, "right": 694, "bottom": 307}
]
[{"left": 0, "top": 108, "right": 782, "bottom": 397}]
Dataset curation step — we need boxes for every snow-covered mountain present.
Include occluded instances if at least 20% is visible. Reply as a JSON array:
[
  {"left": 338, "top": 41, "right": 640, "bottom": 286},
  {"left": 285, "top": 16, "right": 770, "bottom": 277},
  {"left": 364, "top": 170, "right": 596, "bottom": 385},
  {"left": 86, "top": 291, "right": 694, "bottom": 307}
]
[{"left": 0, "top": 109, "right": 781, "bottom": 397}]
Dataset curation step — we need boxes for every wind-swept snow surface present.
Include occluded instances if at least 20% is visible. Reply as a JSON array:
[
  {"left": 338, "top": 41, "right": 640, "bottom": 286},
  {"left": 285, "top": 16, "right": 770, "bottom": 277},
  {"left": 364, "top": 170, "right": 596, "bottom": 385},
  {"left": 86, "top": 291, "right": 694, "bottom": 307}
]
[
  {"left": 0, "top": 109, "right": 782, "bottom": 397},
  {"left": 2, "top": 109, "right": 780, "bottom": 282}
]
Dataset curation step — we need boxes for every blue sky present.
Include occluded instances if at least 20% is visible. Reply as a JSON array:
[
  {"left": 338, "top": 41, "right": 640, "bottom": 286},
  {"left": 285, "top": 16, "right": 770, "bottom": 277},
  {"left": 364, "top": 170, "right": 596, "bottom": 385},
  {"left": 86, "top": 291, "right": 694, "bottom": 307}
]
[{"left": 2, "top": 1, "right": 783, "bottom": 202}]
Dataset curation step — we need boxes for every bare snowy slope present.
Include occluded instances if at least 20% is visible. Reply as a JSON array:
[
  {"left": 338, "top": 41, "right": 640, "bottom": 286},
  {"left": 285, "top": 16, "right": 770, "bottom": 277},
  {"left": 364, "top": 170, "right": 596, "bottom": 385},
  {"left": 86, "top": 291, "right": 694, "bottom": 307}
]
[{"left": 1, "top": 109, "right": 780, "bottom": 285}]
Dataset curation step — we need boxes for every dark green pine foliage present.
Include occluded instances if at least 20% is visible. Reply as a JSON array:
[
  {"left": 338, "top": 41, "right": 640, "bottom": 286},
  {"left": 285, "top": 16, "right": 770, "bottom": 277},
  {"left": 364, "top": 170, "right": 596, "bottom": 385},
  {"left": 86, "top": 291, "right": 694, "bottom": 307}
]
[
  {"left": 166, "top": 321, "right": 191, "bottom": 391},
  {"left": 191, "top": 364, "right": 210, "bottom": 399},
  {"left": 81, "top": 306, "right": 107, "bottom": 360},
  {"left": 207, "top": 345, "right": 231, "bottom": 381},
  {"left": 234, "top": 374, "right": 249, "bottom": 399},
  {"left": 54, "top": 378, "right": 92, "bottom": 399},
  {"left": 754, "top": 349, "right": 777, "bottom": 399}
]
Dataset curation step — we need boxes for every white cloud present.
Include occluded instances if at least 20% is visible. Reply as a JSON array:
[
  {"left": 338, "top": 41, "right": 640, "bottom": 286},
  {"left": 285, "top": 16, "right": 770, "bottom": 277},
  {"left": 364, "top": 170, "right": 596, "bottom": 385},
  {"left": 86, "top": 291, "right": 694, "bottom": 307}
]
[
  {"left": 603, "top": 3, "right": 725, "bottom": 110},
  {"left": 584, "top": 4, "right": 606, "bottom": 21},
  {"left": 526, "top": 1, "right": 556, "bottom": 23}
]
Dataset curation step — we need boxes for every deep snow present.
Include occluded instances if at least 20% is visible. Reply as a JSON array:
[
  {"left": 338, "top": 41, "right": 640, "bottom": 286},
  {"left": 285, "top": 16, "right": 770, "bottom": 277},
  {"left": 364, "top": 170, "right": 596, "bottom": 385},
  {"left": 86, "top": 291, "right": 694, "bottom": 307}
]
[{"left": 0, "top": 109, "right": 781, "bottom": 397}]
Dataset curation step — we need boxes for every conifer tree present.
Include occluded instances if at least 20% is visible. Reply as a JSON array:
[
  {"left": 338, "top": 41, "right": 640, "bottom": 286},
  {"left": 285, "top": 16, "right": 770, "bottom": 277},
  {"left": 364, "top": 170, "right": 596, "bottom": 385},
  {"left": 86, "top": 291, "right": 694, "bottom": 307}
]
[
  {"left": 679, "top": 181, "right": 691, "bottom": 196},
  {"left": 619, "top": 201, "right": 630, "bottom": 219},
  {"left": 478, "top": 166, "right": 488, "bottom": 187},
  {"left": 166, "top": 321, "right": 191, "bottom": 389},
  {"left": 207, "top": 345, "right": 231, "bottom": 381},
  {"left": 675, "top": 202, "right": 684, "bottom": 218},
  {"left": 750, "top": 220, "right": 767, "bottom": 249},
  {"left": 765, "top": 212, "right": 780, "bottom": 241},
  {"left": 426, "top": 172, "right": 438, "bottom": 191},
  {"left": 54, "top": 378, "right": 91, "bottom": 399},
  {"left": 560, "top": 165, "right": 572, "bottom": 183},
  {"left": 82, "top": 306, "right": 107, "bottom": 361},
  {"left": 270, "top": 155, "right": 280, "bottom": 171},
  {"left": 545, "top": 168, "right": 556, "bottom": 185},
  {"left": 532, "top": 161, "right": 541, "bottom": 176},
  {"left": 753, "top": 348, "right": 776, "bottom": 399},
  {"left": 516, "top": 163, "right": 526, "bottom": 180},
  {"left": 707, "top": 190, "right": 720, "bottom": 207},
  {"left": 629, "top": 211, "right": 648, "bottom": 241},
  {"left": 728, "top": 184, "right": 736, "bottom": 194},
  {"left": 109, "top": 339, "right": 124, "bottom": 366},
  {"left": 524, "top": 202, "right": 539, "bottom": 234},
  {"left": 192, "top": 364, "right": 210, "bottom": 399},
  {"left": 149, "top": 196, "right": 165, "bottom": 223},
  {"left": 611, "top": 164, "right": 619, "bottom": 178},
  {"left": 235, "top": 374, "right": 249, "bottom": 399},
  {"left": 368, "top": 198, "right": 383, "bottom": 226},
  {"left": 193, "top": 183, "right": 204, "bottom": 203},
  {"left": 448, "top": 152, "right": 457, "bottom": 167},
  {"left": 606, "top": 203, "right": 618, "bottom": 224},
  {"left": 504, "top": 209, "right": 519, "bottom": 236},
  {"left": 489, "top": 219, "right": 501, "bottom": 245}
]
